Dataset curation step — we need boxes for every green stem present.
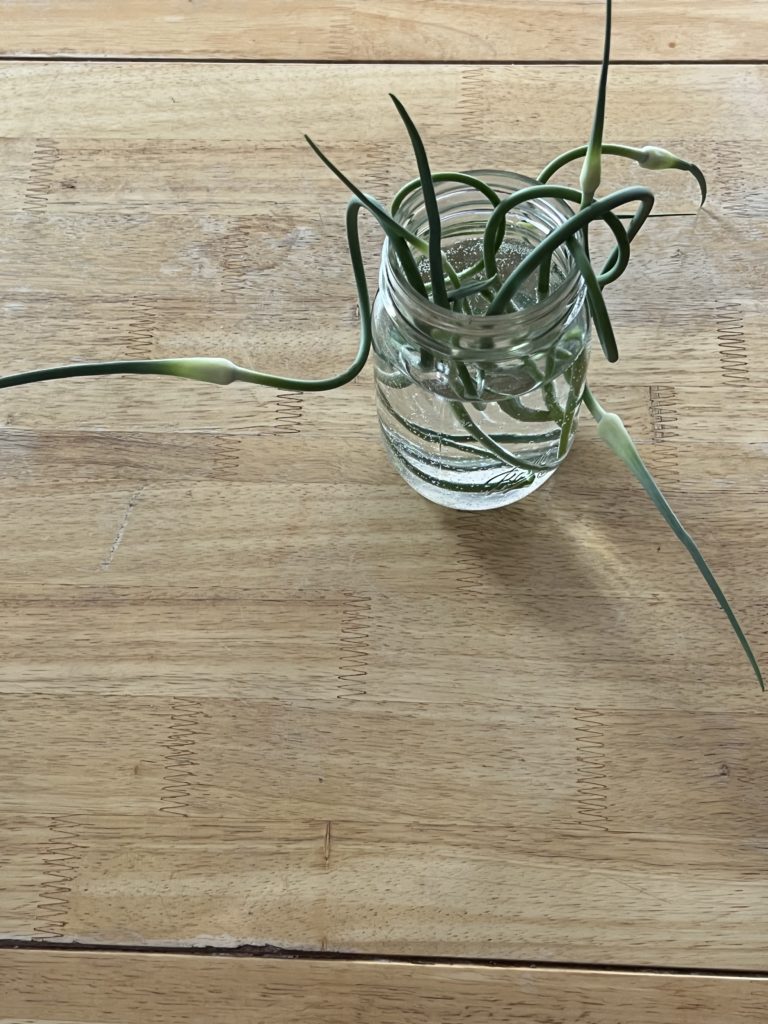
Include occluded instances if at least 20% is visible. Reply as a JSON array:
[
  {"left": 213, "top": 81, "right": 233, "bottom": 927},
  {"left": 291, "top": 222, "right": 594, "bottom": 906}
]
[
  {"left": 496, "top": 396, "right": 554, "bottom": 423},
  {"left": 391, "top": 453, "right": 534, "bottom": 494},
  {"left": 557, "top": 347, "right": 589, "bottom": 458},
  {"left": 378, "top": 385, "right": 559, "bottom": 445},
  {"left": 0, "top": 197, "right": 376, "bottom": 395},
  {"left": 542, "top": 349, "right": 566, "bottom": 425},
  {"left": 304, "top": 135, "right": 430, "bottom": 299},
  {"left": 449, "top": 400, "right": 551, "bottom": 474},
  {"left": 447, "top": 276, "right": 499, "bottom": 303},
  {"left": 482, "top": 184, "right": 635, "bottom": 296},
  {"left": 568, "top": 236, "right": 618, "bottom": 362},
  {"left": 584, "top": 386, "right": 763, "bottom": 690},
  {"left": 538, "top": 142, "right": 707, "bottom": 207},
  {"left": 579, "top": 0, "right": 612, "bottom": 206},
  {"left": 486, "top": 187, "right": 654, "bottom": 317},
  {"left": 389, "top": 95, "right": 449, "bottom": 308},
  {"left": 378, "top": 388, "right": 487, "bottom": 458},
  {"left": 537, "top": 255, "right": 552, "bottom": 298},
  {"left": 391, "top": 172, "right": 502, "bottom": 220},
  {"left": 391, "top": 170, "right": 507, "bottom": 258},
  {"left": 540, "top": 143, "right": 641, "bottom": 184}
]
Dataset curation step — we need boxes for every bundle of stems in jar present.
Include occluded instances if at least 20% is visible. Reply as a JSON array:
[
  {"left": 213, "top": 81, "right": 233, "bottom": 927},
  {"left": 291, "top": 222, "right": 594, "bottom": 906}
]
[{"left": 0, "top": 0, "right": 761, "bottom": 688}]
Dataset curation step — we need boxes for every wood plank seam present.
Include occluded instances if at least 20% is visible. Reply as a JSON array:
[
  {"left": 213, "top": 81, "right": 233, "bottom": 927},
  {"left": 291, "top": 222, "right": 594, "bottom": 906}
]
[
  {"left": 33, "top": 816, "right": 86, "bottom": 941},
  {"left": 647, "top": 384, "right": 681, "bottom": 487},
  {"left": 3, "top": 56, "right": 768, "bottom": 66},
  {"left": 337, "top": 595, "right": 373, "bottom": 697},
  {"left": 126, "top": 306, "right": 158, "bottom": 360},
  {"left": 213, "top": 435, "right": 244, "bottom": 477},
  {"left": 451, "top": 516, "right": 486, "bottom": 597},
  {"left": 3, "top": 948, "right": 768, "bottom": 1023},
  {"left": 158, "top": 698, "right": 205, "bottom": 818},
  {"left": 457, "top": 66, "right": 487, "bottom": 135},
  {"left": 573, "top": 710, "right": 609, "bottom": 831},
  {"left": 221, "top": 215, "right": 254, "bottom": 297},
  {"left": 648, "top": 385, "right": 679, "bottom": 445},
  {"left": 23, "top": 137, "right": 59, "bottom": 213},
  {"left": 269, "top": 391, "right": 305, "bottom": 435},
  {"left": 5, "top": 940, "right": 768, "bottom": 979},
  {"left": 715, "top": 302, "right": 750, "bottom": 384}
]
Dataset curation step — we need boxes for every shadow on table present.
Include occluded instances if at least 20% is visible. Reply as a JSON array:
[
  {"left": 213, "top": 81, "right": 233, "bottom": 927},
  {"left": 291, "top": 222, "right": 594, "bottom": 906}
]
[{"left": 433, "top": 436, "right": 733, "bottom": 700}]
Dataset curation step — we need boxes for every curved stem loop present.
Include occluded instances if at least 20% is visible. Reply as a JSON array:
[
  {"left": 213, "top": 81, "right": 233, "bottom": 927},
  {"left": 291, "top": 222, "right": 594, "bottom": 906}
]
[
  {"left": 486, "top": 186, "right": 655, "bottom": 316},
  {"left": 0, "top": 197, "right": 376, "bottom": 394}
]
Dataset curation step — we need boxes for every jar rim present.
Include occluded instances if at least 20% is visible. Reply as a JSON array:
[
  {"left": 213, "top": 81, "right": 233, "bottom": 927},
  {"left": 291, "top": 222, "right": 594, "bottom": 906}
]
[{"left": 382, "top": 168, "right": 585, "bottom": 359}]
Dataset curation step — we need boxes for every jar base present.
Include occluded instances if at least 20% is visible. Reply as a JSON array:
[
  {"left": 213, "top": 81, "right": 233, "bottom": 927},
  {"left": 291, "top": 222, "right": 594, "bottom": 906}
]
[{"left": 382, "top": 433, "right": 557, "bottom": 511}]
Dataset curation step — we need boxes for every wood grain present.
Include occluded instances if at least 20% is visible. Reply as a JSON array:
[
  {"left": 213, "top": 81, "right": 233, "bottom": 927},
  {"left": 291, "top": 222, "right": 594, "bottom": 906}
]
[
  {"left": 1, "top": 0, "right": 767, "bottom": 61},
  {"left": 1, "top": 62, "right": 767, "bottom": 973},
  {"left": 3, "top": 950, "right": 768, "bottom": 1024}
]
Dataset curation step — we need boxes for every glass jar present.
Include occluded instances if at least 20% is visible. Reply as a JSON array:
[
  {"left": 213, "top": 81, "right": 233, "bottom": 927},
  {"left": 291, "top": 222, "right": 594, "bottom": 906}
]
[{"left": 372, "top": 170, "right": 590, "bottom": 511}]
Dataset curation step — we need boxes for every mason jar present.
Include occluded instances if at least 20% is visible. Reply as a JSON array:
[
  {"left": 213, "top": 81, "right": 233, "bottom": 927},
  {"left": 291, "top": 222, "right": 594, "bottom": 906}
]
[{"left": 372, "top": 170, "right": 590, "bottom": 511}]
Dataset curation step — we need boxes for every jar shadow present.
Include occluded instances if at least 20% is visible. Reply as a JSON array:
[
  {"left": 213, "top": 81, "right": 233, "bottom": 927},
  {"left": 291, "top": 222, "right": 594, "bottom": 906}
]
[{"left": 433, "top": 440, "right": 713, "bottom": 701}]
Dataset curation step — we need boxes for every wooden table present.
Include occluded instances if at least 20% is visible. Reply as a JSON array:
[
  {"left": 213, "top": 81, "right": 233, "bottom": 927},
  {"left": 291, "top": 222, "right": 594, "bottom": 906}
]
[{"left": 2, "top": 3, "right": 768, "bottom": 1020}]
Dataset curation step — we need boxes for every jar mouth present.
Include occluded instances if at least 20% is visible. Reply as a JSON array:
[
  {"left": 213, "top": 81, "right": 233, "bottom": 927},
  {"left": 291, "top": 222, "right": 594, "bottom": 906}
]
[{"left": 382, "top": 169, "right": 585, "bottom": 360}]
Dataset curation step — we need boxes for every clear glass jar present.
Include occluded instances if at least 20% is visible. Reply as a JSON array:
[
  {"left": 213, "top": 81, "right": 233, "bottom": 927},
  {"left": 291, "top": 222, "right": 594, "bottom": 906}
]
[{"left": 372, "top": 170, "right": 590, "bottom": 511}]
